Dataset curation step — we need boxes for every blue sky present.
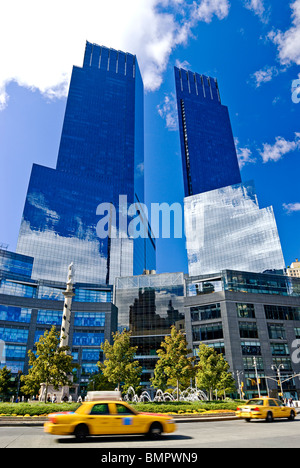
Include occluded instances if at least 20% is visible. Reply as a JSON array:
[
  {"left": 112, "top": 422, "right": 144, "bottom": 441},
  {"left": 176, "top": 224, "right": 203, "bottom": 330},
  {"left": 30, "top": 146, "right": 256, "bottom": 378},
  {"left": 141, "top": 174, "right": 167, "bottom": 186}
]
[{"left": 0, "top": 0, "right": 299, "bottom": 275}]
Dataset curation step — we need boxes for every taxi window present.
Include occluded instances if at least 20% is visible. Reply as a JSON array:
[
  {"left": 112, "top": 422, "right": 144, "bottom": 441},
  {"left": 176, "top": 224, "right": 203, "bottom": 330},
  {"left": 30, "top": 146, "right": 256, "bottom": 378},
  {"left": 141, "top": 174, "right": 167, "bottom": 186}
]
[
  {"left": 247, "top": 399, "right": 264, "bottom": 406},
  {"left": 268, "top": 400, "right": 278, "bottom": 407},
  {"left": 116, "top": 404, "right": 135, "bottom": 415},
  {"left": 90, "top": 404, "right": 110, "bottom": 415}
]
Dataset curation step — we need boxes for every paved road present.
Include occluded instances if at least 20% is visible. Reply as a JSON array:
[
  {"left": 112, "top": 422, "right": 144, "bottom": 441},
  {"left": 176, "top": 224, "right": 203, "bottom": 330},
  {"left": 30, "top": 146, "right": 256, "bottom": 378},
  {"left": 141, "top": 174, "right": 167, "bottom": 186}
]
[{"left": 1, "top": 419, "right": 300, "bottom": 448}]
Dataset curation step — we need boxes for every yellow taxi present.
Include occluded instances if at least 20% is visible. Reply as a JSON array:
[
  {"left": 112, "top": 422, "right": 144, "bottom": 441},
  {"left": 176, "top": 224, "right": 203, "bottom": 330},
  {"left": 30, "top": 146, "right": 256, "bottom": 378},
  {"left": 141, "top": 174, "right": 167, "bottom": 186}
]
[
  {"left": 236, "top": 397, "right": 297, "bottom": 422},
  {"left": 44, "top": 399, "right": 176, "bottom": 441}
]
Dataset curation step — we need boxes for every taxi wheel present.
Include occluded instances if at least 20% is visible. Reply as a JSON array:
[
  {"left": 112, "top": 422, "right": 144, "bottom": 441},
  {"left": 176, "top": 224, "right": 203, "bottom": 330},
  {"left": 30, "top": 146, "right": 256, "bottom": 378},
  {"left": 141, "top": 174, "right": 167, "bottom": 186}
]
[
  {"left": 288, "top": 410, "right": 296, "bottom": 421},
  {"left": 266, "top": 412, "right": 274, "bottom": 423},
  {"left": 148, "top": 422, "right": 163, "bottom": 439},
  {"left": 74, "top": 424, "right": 89, "bottom": 441}
]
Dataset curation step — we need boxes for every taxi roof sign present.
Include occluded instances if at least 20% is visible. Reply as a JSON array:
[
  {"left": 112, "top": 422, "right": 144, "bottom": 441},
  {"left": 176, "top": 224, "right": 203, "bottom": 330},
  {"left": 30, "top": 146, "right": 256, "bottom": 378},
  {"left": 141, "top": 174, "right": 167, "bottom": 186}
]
[{"left": 86, "top": 391, "right": 122, "bottom": 401}]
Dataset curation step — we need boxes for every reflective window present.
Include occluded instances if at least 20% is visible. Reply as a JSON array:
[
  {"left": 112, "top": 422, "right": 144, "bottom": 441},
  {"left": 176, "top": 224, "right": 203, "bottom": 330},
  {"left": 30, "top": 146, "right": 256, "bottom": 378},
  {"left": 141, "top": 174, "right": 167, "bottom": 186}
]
[
  {"left": 265, "top": 305, "right": 300, "bottom": 321},
  {"left": 37, "top": 310, "right": 62, "bottom": 326},
  {"left": 239, "top": 322, "right": 258, "bottom": 339},
  {"left": 74, "top": 312, "right": 105, "bottom": 327},
  {"left": 192, "top": 323, "right": 223, "bottom": 341},
  {"left": 72, "top": 332, "right": 104, "bottom": 346},
  {"left": 0, "top": 305, "right": 31, "bottom": 323},
  {"left": 241, "top": 341, "right": 261, "bottom": 356},
  {"left": 191, "top": 303, "right": 221, "bottom": 321},
  {"left": 237, "top": 303, "right": 255, "bottom": 319},
  {"left": 0, "top": 327, "right": 29, "bottom": 344}
]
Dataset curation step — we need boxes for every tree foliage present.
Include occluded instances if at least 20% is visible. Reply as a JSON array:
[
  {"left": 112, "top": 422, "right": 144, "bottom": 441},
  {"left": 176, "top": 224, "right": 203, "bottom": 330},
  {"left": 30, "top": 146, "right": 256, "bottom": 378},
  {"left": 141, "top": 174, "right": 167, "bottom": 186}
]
[
  {"left": 195, "top": 343, "right": 236, "bottom": 399},
  {"left": 151, "top": 326, "right": 195, "bottom": 400},
  {"left": 0, "top": 365, "right": 12, "bottom": 398},
  {"left": 99, "top": 329, "right": 142, "bottom": 392},
  {"left": 21, "top": 326, "right": 75, "bottom": 402}
]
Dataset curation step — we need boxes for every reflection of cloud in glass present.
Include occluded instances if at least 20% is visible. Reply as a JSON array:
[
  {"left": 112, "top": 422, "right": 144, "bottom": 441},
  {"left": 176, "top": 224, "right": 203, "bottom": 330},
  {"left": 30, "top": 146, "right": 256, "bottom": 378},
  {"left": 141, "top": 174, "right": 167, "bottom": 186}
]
[
  {"left": 184, "top": 182, "right": 285, "bottom": 276},
  {"left": 17, "top": 221, "right": 108, "bottom": 283}
]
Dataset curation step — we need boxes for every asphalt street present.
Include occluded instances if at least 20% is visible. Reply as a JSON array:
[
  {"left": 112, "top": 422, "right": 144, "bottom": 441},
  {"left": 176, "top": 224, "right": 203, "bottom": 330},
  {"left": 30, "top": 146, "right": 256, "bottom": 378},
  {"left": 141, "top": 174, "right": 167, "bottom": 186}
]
[{"left": 1, "top": 419, "right": 300, "bottom": 448}]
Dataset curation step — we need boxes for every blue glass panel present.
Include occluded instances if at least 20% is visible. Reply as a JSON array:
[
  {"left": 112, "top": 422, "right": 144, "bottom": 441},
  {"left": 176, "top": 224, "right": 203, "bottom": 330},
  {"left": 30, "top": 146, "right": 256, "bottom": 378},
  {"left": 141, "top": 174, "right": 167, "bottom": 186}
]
[
  {"left": 74, "top": 312, "right": 105, "bottom": 327},
  {"left": 0, "top": 305, "right": 32, "bottom": 323},
  {"left": 0, "top": 327, "right": 29, "bottom": 343},
  {"left": 72, "top": 332, "right": 104, "bottom": 346},
  {"left": 0, "top": 249, "right": 33, "bottom": 277},
  {"left": 36, "top": 310, "right": 62, "bottom": 326}
]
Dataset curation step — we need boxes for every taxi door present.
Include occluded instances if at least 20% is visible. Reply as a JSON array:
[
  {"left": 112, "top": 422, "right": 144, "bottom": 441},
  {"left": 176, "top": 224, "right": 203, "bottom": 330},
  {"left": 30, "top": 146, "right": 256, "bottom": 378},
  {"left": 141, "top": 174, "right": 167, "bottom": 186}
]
[
  {"left": 275, "top": 399, "right": 291, "bottom": 418},
  {"left": 268, "top": 399, "right": 282, "bottom": 418},
  {"left": 86, "top": 403, "right": 115, "bottom": 435},
  {"left": 110, "top": 403, "right": 144, "bottom": 435}
]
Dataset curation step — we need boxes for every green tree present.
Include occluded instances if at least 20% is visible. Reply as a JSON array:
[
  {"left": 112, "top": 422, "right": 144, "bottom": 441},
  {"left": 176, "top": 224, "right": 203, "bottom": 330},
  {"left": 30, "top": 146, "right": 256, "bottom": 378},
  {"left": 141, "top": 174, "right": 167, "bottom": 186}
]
[
  {"left": 87, "top": 371, "right": 116, "bottom": 392},
  {"left": 99, "top": 329, "right": 142, "bottom": 392},
  {"left": 21, "top": 326, "right": 75, "bottom": 402},
  {"left": 195, "top": 343, "right": 236, "bottom": 400},
  {"left": 0, "top": 366, "right": 12, "bottom": 399},
  {"left": 151, "top": 326, "right": 195, "bottom": 400}
]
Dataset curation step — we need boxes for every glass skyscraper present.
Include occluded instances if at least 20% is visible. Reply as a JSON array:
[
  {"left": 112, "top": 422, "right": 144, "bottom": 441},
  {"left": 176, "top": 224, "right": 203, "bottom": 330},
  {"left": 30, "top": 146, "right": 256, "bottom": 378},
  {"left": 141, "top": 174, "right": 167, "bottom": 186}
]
[
  {"left": 17, "top": 42, "right": 156, "bottom": 284},
  {"left": 175, "top": 66, "right": 285, "bottom": 276},
  {"left": 174, "top": 67, "right": 241, "bottom": 197}
]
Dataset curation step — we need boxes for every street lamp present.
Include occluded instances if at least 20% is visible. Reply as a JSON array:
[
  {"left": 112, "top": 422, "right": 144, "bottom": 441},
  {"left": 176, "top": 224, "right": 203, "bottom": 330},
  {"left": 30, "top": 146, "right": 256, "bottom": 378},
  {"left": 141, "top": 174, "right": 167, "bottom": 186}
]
[
  {"left": 234, "top": 370, "right": 244, "bottom": 400},
  {"left": 253, "top": 357, "right": 261, "bottom": 397},
  {"left": 271, "top": 364, "right": 285, "bottom": 398}
]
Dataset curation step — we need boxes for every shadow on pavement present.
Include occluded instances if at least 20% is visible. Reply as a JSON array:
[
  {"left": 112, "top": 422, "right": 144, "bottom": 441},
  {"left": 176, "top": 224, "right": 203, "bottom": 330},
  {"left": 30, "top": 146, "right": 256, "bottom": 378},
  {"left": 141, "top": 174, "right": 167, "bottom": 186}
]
[{"left": 56, "top": 434, "right": 192, "bottom": 444}]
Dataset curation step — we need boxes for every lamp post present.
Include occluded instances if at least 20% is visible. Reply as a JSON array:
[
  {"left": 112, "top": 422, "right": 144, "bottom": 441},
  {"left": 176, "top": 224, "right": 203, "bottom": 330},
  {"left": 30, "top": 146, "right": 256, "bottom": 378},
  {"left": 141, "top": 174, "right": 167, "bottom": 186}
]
[
  {"left": 271, "top": 364, "right": 285, "bottom": 398},
  {"left": 253, "top": 357, "right": 261, "bottom": 397}
]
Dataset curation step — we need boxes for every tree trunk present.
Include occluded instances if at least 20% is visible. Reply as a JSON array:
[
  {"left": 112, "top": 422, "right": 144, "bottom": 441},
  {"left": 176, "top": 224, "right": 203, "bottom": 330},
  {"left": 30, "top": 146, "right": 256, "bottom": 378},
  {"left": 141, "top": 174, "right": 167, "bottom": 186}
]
[{"left": 177, "top": 380, "right": 179, "bottom": 401}]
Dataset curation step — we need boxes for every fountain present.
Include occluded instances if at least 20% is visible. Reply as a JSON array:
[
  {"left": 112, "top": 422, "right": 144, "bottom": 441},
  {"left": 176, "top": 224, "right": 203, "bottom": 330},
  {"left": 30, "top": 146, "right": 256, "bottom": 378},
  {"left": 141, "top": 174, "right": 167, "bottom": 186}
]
[{"left": 123, "top": 386, "right": 208, "bottom": 403}]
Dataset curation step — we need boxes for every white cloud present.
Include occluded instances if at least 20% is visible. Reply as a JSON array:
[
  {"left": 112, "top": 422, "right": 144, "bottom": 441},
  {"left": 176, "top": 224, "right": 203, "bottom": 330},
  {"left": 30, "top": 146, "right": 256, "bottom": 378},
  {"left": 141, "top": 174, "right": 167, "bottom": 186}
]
[
  {"left": 244, "top": 0, "right": 269, "bottom": 22},
  {"left": 157, "top": 93, "right": 179, "bottom": 130},
  {"left": 268, "top": 0, "right": 300, "bottom": 66},
  {"left": 191, "top": 0, "right": 230, "bottom": 23},
  {"left": 235, "top": 138, "right": 256, "bottom": 168},
  {"left": 259, "top": 133, "right": 300, "bottom": 163},
  {"left": 251, "top": 66, "right": 279, "bottom": 87},
  {"left": 0, "top": 0, "right": 231, "bottom": 109},
  {"left": 283, "top": 202, "right": 300, "bottom": 214}
]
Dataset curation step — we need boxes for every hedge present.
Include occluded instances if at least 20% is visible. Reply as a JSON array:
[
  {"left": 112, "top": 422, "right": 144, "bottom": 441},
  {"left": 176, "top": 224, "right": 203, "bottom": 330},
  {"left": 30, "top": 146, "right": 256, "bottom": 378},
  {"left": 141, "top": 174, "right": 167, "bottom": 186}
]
[{"left": 0, "top": 400, "right": 242, "bottom": 417}]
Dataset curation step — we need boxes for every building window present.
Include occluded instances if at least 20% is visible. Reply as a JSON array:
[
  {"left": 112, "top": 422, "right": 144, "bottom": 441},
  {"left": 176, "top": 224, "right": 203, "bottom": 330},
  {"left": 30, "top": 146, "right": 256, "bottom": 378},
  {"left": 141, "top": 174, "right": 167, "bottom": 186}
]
[
  {"left": 0, "top": 327, "right": 29, "bottom": 344},
  {"left": 192, "top": 323, "right": 223, "bottom": 342},
  {"left": 236, "top": 303, "right": 255, "bottom": 319},
  {"left": 37, "top": 310, "right": 62, "bottom": 326},
  {"left": 190, "top": 303, "right": 221, "bottom": 322},
  {"left": 72, "top": 332, "right": 104, "bottom": 347},
  {"left": 0, "top": 305, "right": 31, "bottom": 323},
  {"left": 270, "top": 343, "right": 289, "bottom": 356},
  {"left": 239, "top": 322, "right": 258, "bottom": 339},
  {"left": 268, "top": 324, "right": 286, "bottom": 340},
  {"left": 243, "top": 356, "right": 264, "bottom": 371},
  {"left": 74, "top": 312, "right": 105, "bottom": 327},
  {"left": 264, "top": 305, "right": 300, "bottom": 321},
  {"left": 241, "top": 341, "right": 261, "bottom": 356}
]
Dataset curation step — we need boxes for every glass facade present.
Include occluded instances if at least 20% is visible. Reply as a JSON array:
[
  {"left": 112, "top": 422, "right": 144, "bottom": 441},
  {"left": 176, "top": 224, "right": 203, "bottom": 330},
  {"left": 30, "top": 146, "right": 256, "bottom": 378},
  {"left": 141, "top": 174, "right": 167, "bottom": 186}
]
[
  {"left": 184, "top": 181, "right": 285, "bottom": 276},
  {"left": 0, "top": 249, "right": 33, "bottom": 278},
  {"left": 174, "top": 67, "right": 241, "bottom": 197},
  {"left": 115, "top": 272, "right": 186, "bottom": 386},
  {"left": 17, "top": 42, "right": 155, "bottom": 284}
]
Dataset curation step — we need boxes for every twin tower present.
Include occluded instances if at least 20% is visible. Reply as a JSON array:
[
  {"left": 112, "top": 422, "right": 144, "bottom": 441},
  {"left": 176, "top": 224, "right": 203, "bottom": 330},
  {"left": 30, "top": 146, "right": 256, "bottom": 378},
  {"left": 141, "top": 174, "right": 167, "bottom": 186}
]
[{"left": 16, "top": 42, "right": 285, "bottom": 284}]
